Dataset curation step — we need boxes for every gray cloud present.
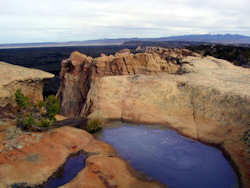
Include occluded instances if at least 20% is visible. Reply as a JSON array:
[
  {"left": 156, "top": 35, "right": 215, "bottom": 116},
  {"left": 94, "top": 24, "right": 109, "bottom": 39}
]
[{"left": 0, "top": 0, "right": 249, "bottom": 43}]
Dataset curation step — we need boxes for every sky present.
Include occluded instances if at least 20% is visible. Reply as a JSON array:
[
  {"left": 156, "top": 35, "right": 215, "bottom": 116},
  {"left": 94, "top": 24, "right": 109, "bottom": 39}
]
[{"left": 0, "top": 0, "right": 250, "bottom": 43}]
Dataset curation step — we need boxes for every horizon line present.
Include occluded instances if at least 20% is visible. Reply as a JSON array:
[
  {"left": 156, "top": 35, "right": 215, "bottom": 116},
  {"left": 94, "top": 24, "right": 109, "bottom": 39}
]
[{"left": 1, "top": 33, "right": 250, "bottom": 45}]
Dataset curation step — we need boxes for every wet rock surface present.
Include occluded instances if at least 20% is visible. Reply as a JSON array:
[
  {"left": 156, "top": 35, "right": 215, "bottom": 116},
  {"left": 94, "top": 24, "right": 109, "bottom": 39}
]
[{"left": 43, "top": 153, "right": 86, "bottom": 188}]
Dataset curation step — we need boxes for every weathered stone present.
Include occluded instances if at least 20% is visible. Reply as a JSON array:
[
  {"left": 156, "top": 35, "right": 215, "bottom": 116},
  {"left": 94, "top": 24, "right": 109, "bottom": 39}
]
[
  {"left": 57, "top": 48, "right": 195, "bottom": 118},
  {"left": 61, "top": 155, "right": 164, "bottom": 188},
  {"left": 0, "top": 61, "right": 54, "bottom": 108},
  {"left": 0, "top": 126, "right": 164, "bottom": 188}
]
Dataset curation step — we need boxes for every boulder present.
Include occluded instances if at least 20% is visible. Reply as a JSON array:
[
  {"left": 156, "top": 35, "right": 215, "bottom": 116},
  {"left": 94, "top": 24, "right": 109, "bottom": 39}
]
[{"left": 0, "top": 61, "right": 54, "bottom": 108}]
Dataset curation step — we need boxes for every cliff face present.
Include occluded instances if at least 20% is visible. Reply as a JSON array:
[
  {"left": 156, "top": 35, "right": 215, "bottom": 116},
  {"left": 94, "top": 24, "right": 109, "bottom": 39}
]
[
  {"left": 57, "top": 48, "right": 197, "bottom": 117},
  {"left": 57, "top": 48, "right": 250, "bottom": 187},
  {"left": 0, "top": 62, "right": 54, "bottom": 113}
]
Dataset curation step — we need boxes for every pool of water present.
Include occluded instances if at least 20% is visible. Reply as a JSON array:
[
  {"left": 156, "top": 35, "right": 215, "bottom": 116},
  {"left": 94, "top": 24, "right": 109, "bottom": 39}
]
[
  {"left": 96, "top": 122, "right": 238, "bottom": 188},
  {"left": 43, "top": 153, "right": 86, "bottom": 188}
]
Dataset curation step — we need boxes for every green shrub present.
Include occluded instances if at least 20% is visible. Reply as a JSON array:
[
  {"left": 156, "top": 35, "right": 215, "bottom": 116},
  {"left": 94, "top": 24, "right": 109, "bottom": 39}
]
[
  {"left": 14, "top": 89, "right": 30, "bottom": 109},
  {"left": 37, "top": 118, "right": 53, "bottom": 127},
  {"left": 17, "top": 115, "right": 35, "bottom": 130},
  {"left": 86, "top": 119, "right": 102, "bottom": 133},
  {"left": 45, "top": 95, "right": 59, "bottom": 121},
  {"left": 38, "top": 100, "right": 45, "bottom": 108},
  {"left": 14, "top": 90, "right": 60, "bottom": 131}
]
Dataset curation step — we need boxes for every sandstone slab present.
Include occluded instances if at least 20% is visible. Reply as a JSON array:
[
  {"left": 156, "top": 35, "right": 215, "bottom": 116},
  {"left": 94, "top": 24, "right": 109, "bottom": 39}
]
[
  {"left": 0, "top": 126, "right": 164, "bottom": 188},
  {"left": 0, "top": 62, "right": 54, "bottom": 108}
]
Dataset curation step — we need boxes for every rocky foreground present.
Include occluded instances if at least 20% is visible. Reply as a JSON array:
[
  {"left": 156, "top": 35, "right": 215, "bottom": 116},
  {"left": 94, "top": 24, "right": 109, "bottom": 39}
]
[
  {"left": 57, "top": 47, "right": 250, "bottom": 187},
  {"left": 0, "top": 125, "right": 163, "bottom": 188}
]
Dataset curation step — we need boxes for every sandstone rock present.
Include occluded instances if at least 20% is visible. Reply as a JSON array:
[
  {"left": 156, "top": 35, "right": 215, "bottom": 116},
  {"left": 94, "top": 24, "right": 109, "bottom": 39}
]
[
  {"left": 61, "top": 155, "right": 164, "bottom": 188},
  {"left": 57, "top": 48, "right": 195, "bottom": 118},
  {"left": 57, "top": 47, "right": 250, "bottom": 187},
  {"left": 0, "top": 126, "right": 164, "bottom": 188},
  {"left": 0, "top": 62, "right": 54, "bottom": 108},
  {"left": 115, "top": 48, "right": 131, "bottom": 56},
  {"left": 84, "top": 56, "right": 250, "bottom": 187}
]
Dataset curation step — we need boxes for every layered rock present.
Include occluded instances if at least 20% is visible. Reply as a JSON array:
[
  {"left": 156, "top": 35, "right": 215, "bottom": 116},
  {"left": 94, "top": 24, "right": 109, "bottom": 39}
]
[
  {"left": 0, "top": 126, "right": 165, "bottom": 188},
  {"left": 0, "top": 61, "right": 54, "bottom": 108},
  {"left": 57, "top": 48, "right": 250, "bottom": 187},
  {"left": 57, "top": 48, "right": 197, "bottom": 117}
]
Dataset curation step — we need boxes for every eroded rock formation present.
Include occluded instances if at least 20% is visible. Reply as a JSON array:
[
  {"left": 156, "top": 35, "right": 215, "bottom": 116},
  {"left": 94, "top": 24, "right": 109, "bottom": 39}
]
[
  {"left": 0, "top": 61, "right": 54, "bottom": 108},
  {"left": 57, "top": 48, "right": 250, "bottom": 187},
  {"left": 57, "top": 48, "right": 197, "bottom": 117}
]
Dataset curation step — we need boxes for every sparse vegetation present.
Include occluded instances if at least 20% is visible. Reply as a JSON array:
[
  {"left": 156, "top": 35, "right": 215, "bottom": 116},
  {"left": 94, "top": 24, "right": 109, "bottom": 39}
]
[
  {"left": 15, "top": 89, "right": 30, "bottom": 110},
  {"left": 16, "top": 115, "right": 35, "bottom": 130},
  {"left": 44, "top": 95, "right": 59, "bottom": 121},
  {"left": 14, "top": 90, "right": 59, "bottom": 131},
  {"left": 86, "top": 119, "right": 102, "bottom": 133}
]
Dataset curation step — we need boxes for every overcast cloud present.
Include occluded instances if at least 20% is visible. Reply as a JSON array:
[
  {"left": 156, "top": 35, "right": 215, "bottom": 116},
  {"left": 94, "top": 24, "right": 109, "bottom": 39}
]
[{"left": 0, "top": 0, "right": 250, "bottom": 43}]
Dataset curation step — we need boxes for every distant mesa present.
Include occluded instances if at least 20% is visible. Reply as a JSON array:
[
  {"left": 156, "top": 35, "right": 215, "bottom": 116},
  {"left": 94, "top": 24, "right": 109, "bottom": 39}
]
[{"left": 1, "top": 34, "right": 250, "bottom": 49}]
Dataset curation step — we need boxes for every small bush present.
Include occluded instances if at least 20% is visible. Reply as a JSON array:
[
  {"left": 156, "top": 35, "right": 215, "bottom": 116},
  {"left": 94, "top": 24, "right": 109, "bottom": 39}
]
[
  {"left": 14, "top": 89, "right": 30, "bottom": 109},
  {"left": 37, "top": 118, "right": 53, "bottom": 127},
  {"left": 38, "top": 100, "right": 45, "bottom": 108},
  {"left": 17, "top": 115, "right": 35, "bottom": 130},
  {"left": 86, "top": 119, "right": 102, "bottom": 133},
  {"left": 14, "top": 90, "right": 60, "bottom": 131},
  {"left": 45, "top": 95, "right": 59, "bottom": 121}
]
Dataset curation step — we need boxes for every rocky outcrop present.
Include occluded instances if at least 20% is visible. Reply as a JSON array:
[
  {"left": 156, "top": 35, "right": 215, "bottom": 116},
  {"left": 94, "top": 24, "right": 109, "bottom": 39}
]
[
  {"left": 0, "top": 126, "right": 165, "bottom": 188},
  {"left": 57, "top": 48, "right": 250, "bottom": 187},
  {"left": 0, "top": 61, "right": 54, "bottom": 108},
  {"left": 84, "top": 56, "right": 250, "bottom": 187},
  {"left": 57, "top": 48, "right": 197, "bottom": 117}
]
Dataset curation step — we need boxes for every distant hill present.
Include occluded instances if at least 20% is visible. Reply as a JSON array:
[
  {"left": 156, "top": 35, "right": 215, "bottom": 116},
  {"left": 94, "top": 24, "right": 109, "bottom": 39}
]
[
  {"left": 1, "top": 34, "right": 250, "bottom": 49},
  {"left": 156, "top": 34, "right": 250, "bottom": 44}
]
